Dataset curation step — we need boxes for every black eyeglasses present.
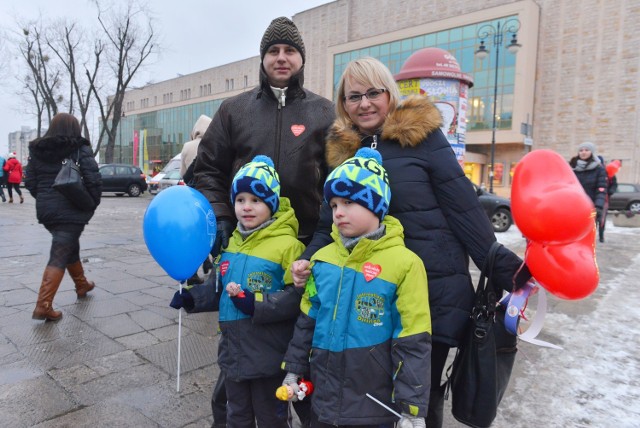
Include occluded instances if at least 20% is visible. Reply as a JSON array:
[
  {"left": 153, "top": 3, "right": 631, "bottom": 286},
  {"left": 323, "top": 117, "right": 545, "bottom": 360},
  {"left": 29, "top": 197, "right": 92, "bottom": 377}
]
[{"left": 344, "top": 88, "right": 387, "bottom": 104}]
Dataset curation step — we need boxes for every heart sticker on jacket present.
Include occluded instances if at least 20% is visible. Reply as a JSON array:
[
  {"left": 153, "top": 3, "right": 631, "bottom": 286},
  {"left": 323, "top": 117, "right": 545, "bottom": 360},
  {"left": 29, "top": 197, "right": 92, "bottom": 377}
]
[
  {"left": 363, "top": 262, "right": 381, "bottom": 282},
  {"left": 220, "top": 261, "right": 230, "bottom": 277},
  {"left": 291, "top": 124, "right": 306, "bottom": 137}
]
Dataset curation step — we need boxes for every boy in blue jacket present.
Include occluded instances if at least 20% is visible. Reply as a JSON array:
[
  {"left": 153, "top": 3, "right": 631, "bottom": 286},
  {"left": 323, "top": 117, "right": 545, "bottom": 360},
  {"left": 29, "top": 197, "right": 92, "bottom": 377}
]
[
  {"left": 281, "top": 148, "right": 432, "bottom": 428},
  {"left": 171, "top": 155, "right": 305, "bottom": 427}
]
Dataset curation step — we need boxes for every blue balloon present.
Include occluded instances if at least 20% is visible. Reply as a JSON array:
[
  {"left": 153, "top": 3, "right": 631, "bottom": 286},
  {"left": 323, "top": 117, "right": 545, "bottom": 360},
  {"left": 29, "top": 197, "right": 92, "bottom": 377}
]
[{"left": 143, "top": 186, "right": 216, "bottom": 281}]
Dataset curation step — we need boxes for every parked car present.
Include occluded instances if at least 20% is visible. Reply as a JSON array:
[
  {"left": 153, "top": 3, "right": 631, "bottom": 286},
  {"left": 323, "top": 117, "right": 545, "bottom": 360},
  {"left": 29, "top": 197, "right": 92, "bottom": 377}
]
[
  {"left": 158, "top": 169, "right": 184, "bottom": 192},
  {"left": 609, "top": 183, "right": 640, "bottom": 212},
  {"left": 99, "top": 164, "right": 148, "bottom": 197},
  {"left": 472, "top": 183, "right": 513, "bottom": 232},
  {"left": 148, "top": 153, "right": 181, "bottom": 194}
]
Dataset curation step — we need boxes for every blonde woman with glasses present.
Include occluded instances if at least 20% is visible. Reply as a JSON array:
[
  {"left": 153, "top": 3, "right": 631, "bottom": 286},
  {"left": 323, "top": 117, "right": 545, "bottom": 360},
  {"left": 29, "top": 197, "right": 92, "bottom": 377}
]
[{"left": 292, "top": 57, "right": 531, "bottom": 428}]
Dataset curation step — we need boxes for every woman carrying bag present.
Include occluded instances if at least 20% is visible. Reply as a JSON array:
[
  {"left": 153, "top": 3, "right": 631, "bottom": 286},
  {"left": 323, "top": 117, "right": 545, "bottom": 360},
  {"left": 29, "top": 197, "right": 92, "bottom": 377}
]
[
  {"left": 3, "top": 153, "right": 24, "bottom": 203},
  {"left": 294, "top": 57, "right": 531, "bottom": 427},
  {"left": 25, "top": 113, "right": 102, "bottom": 321}
]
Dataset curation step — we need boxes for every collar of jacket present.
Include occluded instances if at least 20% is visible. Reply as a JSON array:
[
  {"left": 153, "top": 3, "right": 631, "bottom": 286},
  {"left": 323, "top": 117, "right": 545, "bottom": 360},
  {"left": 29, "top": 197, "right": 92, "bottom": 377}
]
[
  {"left": 326, "top": 215, "right": 405, "bottom": 260},
  {"left": 325, "top": 96, "right": 442, "bottom": 169},
  {"left": 29, "top": 135, "right": 90, "bottom": 163},
  {"left": 228, "top": 197, "right": 300, "bottom": 247},
  {"left": 257, "top": 65, "right": 306, "bottom": 101}
]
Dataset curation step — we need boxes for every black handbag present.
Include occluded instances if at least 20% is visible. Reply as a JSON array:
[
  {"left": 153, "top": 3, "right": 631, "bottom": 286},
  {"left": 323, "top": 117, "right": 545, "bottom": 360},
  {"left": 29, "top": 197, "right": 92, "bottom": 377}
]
[
  {"left": 448, "top": 241, "right": 518, "bottom": 428},
  {"left": 53, "top": 149, "right": 96, "bottom": 211}
]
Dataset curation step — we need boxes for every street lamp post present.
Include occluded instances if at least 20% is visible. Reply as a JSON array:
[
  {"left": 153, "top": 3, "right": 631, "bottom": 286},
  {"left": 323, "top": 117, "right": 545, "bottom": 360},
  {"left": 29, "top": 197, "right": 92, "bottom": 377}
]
[
  {"left": 475, "top": 18, "right": 521, "bottom": 193},
  {"left": 119, "top": 111, "right": 125, "bottom": 163}
]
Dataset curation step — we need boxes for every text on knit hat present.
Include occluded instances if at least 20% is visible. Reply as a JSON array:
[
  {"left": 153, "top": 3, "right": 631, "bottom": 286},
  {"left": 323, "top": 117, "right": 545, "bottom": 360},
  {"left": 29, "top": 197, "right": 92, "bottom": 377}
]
[
  {"left": 324, "top": 148, "right": 391, "bottom": 221},
  {"left": 231, "top": 155, "right": 281, "bottom": 214}
]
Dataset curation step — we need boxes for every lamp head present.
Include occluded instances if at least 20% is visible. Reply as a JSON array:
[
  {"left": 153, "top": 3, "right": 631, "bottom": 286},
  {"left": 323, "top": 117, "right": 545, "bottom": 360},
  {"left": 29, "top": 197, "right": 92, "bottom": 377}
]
[{"left": 475, "top": 40, "right": 489, "bottom": 59}]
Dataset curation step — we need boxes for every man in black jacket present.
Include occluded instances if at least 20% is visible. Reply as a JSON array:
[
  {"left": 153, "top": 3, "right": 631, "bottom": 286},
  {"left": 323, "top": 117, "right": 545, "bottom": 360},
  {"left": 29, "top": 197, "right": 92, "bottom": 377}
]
[{"left": 193, "top": 17, "right": 335, "bottom": 428}]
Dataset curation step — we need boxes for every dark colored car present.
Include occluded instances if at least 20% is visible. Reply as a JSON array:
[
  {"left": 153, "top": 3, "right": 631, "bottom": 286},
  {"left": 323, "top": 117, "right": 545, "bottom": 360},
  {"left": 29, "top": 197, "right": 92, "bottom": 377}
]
[
  {"left": 99, "top": 164, "right": 148, "bottom": 197},
  {"left": 472, "top": 183, "right": 513, "bottom": 233},
  {"left": 609, "top": 183, "right": 640, "bottom": 212}
]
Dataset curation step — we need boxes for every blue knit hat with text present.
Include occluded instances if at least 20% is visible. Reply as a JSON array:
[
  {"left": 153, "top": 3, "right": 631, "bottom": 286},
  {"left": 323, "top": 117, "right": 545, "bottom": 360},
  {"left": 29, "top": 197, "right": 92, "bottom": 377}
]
[
  {"left": 324, "top": 148, "right": 391, "bottom": 221},
  {"left": 231, "top": 155, "right": 281, "bottom": 214}
]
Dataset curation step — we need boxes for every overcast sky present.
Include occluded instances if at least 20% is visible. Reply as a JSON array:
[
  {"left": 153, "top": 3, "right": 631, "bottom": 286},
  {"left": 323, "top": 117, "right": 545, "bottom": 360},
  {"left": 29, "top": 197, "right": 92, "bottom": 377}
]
[{"left": 0, "top": 0, "right": 333, "bottom": 154}]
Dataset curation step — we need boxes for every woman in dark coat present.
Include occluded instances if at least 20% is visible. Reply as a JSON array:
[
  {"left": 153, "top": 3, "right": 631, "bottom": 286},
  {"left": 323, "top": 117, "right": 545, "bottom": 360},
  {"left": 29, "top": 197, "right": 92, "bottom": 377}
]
[
  {"left": 293, "top": 57, "right": 531, "bottom": 427},
  {"left": 25, "top": 113, "right": 102, "bottom": 321},
  {"left": 569, "top": 142, "right": 607, "bottom": 241}
]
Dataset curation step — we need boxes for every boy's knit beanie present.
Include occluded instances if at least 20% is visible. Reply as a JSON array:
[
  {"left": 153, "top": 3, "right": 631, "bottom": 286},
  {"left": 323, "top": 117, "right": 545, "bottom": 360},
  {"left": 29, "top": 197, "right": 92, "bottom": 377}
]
[
  {"left": 260, "top": 17, "right": 306, "bottom": 63},
  {"left": 324, "top": 148, "right": 391, "bottom": 221},
  {"left": 231, "top": 155, "right": 281, "bottom": 214}
]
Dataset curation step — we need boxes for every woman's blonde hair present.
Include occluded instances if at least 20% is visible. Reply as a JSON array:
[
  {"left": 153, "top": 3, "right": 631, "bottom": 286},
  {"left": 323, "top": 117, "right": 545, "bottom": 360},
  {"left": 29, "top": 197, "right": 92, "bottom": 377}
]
[{"left": 335, "top": 57, "right": 401, "bottom": 123}]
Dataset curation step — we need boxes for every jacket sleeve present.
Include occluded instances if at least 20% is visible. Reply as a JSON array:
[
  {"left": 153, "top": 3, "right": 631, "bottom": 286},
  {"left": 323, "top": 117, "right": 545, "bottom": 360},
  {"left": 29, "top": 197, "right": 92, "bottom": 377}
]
[
  {"left": 281, "top": 275, "right": 319, "bottom": 376},
  {"left": 194, "top": 104, "right": 234, "bottom": 219},
  {"left": 300, "top": 201, "right": 333, "bottom": 260},
  {"left": 24, "top": 153, "right": 37, "bottom": 198},
  {"left": 392, "top": 254, "right": 432, "bottom": 417},
  {"left": 594, "top": 166, "right": 607, "bottom": 209},
  {"left": 185, "top": 278, "right": 222, "bottom": 313},
  {"left": 425, "top": 129, "right": 530, "bottom": 293},
  {"left": 253, "top": 240, "right": 307, "bottom": 324},
  {"left": 79, "top": 144, "right": 102, "bottom": 207}
]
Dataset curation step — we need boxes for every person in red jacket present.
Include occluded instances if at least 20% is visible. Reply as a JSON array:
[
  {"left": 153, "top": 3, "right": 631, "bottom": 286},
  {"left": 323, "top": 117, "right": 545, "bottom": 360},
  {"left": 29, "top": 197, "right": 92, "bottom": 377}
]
[{"left": 3, "top": 153, "right": 24, "bottom": 203}]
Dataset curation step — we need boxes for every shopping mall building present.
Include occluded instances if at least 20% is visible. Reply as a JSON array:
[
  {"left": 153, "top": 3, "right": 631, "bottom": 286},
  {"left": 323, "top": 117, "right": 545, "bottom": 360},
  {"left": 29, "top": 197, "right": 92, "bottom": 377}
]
[{"left": 113, "top": 0, "right": 640, "bottom": 196}]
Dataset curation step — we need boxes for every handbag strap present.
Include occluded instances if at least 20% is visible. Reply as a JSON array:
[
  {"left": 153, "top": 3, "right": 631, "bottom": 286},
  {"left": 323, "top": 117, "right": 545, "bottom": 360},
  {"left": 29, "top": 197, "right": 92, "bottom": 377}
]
[{"left": 473, "top": 241, "right": 502, "bottom": 318}]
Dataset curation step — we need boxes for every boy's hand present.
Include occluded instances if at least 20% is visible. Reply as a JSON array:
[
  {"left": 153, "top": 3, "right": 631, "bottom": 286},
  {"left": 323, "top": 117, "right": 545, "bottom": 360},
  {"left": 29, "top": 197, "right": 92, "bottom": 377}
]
[
  {"left": 291, "top": 260, "right": 311, "bottom": 288},
  {"left": 399, "top": 414, "right": 426, "bottom": 428},
  {"left": 226, "top": 282, "right": 242, "bottom": 297},
  {"left": 170, "top": 289, "right": 194, "bottom": 311}
]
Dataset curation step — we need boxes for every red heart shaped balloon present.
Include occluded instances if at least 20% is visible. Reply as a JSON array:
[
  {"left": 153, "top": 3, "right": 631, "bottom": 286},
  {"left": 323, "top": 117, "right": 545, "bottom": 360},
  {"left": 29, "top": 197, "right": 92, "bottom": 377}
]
[
  {"left": 526, "top": 226, "right": 599, "bottom": 300},
  {"left": 512, "top": 150, "right": 594, "bottom": 245},
  {"left": 606, "top": 160, "right": 621, "bottom": 178}
]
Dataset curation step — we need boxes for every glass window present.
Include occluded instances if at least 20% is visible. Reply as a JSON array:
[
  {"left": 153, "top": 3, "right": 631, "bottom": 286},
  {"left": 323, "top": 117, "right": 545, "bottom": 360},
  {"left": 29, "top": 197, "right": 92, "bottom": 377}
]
[
  {"left": 424, "top": 33, "right": 436, "bottom": 47},
  {"left": 329, "top": 15, "right": 519, "bottom": 132},
  {"left": 449, "top": 27, "right": 463, "bottom": 42},
  {"left": 436, "top": 31, "right": 449, "bottom": 44}
]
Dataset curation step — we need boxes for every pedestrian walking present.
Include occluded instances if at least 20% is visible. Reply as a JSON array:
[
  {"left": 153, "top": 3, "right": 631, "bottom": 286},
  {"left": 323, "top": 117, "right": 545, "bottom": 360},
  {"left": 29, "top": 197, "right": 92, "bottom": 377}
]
[
  {"left": 292, "top": 57, "right": 531, "bottom": 427},
  {"left": 570, "top": 142, "right": 607, "bottom": 242},
  {"left": 0, "top": 153, "right": 7, "bottom": 202},
  {"left": 24, "top": 113, "right": 102, "bottom": 321},
  {"left": 193, "top": 16, "right": 335, "bottom": 427},
  {"left": 3, "top": 153, "right": 24, "bottom": 203}
]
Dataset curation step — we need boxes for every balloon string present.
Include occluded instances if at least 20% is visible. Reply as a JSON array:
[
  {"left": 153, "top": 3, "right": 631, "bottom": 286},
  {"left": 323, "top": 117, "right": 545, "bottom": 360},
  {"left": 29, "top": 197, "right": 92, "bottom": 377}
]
[{"left": 177, "top": 281, "right": 182, "bottom": 392}]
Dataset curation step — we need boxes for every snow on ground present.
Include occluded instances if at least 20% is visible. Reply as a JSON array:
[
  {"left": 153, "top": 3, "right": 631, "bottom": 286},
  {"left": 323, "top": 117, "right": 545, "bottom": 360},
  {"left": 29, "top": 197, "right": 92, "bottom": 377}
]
[{"left": 488, "top": 220, "right": 640, "bottom": 427}]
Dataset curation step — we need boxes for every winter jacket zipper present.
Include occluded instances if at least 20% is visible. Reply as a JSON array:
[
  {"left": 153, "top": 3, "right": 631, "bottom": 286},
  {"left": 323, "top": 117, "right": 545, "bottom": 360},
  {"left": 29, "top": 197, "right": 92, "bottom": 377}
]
[{"left": 274, "top": 92, "right": 286, "bottom": 167}]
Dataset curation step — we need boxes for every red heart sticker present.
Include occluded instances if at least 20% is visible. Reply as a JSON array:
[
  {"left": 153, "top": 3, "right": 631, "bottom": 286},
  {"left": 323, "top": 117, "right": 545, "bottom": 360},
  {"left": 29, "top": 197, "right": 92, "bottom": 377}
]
[
  {"left": 363, "top": 262, "right": 381, "bottom": 282},
  {"left": 220, "top": 261, "right": 230, "bottom": 277},
  {"left": 291, "top": 124, "right": 306, "bottom": 137}
]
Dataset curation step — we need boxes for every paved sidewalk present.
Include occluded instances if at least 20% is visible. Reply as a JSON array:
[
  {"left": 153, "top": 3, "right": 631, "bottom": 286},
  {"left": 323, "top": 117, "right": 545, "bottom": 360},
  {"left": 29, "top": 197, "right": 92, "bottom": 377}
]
[
  {"left": 1, "top": 194, "right": 219, "bottom": 427},
  {"left": 2, "top": 193, "right": 640, "bottom": 427}
]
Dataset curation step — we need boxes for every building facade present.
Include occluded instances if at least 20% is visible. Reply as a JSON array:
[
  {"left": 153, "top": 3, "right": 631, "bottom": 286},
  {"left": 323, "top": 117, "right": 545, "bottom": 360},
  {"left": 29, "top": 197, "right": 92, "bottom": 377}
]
[
  {"left": 7, "top": 127, "right": 40, "bottom": 165},
  {"left": 116, "top": 0, "right": 640, "bottom": 196}
]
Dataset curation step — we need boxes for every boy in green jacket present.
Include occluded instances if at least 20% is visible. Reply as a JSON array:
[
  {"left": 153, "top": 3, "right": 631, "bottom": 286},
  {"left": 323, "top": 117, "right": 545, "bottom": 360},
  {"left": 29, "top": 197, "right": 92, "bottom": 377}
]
[
  {"left": 171, "top": 155, "right": 305, "bottom": 427},
  {"left": 281, "top": 148, "right": 432, "bottom": 428}
]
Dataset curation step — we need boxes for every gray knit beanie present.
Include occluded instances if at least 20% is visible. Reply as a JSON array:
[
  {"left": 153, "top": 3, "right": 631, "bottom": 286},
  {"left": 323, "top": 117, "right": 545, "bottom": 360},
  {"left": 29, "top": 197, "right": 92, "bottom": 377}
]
[
  {"left": 260, "top": 17, "right": 306, "bottom": 63},
  {"left": 578, "top": 141, "right": 596, "bottom": 154}
]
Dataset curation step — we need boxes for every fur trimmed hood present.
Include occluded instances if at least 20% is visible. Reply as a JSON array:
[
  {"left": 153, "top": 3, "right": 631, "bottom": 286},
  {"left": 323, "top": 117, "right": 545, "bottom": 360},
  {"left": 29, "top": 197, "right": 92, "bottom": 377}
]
[
  {"left": 29, "top": 135, "right": 91, "bottom": 163},
  {"left": 326, "top": 95, "right": 442, "bottom": 168}
]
